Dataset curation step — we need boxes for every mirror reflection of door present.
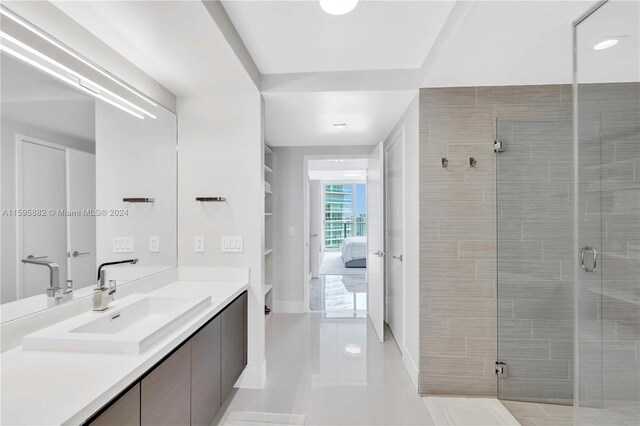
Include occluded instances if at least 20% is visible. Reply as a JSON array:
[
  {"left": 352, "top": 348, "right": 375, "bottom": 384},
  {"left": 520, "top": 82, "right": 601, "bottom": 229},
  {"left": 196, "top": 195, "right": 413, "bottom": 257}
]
[
  {"left": 18, "top": 137, "right": 96, "bottom": 298},
  {"left": 67, "top": 149, "right": 97, "bottom": 289},
  {"left": 20, "top": 140, "right": 67, "bottom": 298}
]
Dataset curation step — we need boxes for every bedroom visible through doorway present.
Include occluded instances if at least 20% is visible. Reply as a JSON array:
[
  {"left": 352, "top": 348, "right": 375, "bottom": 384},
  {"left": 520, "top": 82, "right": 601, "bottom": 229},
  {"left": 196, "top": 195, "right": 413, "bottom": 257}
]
[{"left": 307, "top": 159, "right": 368, "bottom": 315}]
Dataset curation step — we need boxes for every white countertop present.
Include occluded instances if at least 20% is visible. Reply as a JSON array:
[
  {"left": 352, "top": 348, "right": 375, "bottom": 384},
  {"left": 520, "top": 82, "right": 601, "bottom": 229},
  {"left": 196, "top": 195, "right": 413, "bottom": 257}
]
[{"left": 0, "top": 280, "right": 249, "bottom": 426}]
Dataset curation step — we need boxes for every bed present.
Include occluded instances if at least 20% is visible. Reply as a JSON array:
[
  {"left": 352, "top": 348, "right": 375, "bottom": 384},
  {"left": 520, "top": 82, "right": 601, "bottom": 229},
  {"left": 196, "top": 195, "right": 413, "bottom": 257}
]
[{"left": 341, "top": 237, "right": 367, "bottom": 268}]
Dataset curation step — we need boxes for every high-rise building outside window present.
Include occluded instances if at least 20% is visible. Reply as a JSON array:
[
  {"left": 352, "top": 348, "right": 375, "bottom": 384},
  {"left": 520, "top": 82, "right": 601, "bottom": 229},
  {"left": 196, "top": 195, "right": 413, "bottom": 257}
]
[{"left": 323, "top": 183, "right": 366, "bottom": 249}]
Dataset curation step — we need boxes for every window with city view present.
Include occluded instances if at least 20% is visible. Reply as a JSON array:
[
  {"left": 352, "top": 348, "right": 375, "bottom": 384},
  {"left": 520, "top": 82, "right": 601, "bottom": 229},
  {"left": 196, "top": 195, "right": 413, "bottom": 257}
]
[{"left": 323, "top": 183, "right": 366, "bottom": 249}]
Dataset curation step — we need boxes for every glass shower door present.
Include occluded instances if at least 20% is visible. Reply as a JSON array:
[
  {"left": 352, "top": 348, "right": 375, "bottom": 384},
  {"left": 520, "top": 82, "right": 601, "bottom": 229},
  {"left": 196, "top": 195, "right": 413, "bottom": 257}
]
[
  {"left": 575, "top": 1, "right": 640, "bottom": 424},
  {"left": 496, "top": 115, "right": 574, "bottom": 404}
]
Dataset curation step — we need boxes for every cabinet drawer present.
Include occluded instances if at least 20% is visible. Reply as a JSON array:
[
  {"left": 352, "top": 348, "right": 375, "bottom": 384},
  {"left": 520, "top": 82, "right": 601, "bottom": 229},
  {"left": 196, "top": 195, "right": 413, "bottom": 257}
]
[
  {"left": 89, "top": 383, "right": 140, "bottom": 426},
  {"left": 141, "top": 343, "right": 191, "bottom": 426}
]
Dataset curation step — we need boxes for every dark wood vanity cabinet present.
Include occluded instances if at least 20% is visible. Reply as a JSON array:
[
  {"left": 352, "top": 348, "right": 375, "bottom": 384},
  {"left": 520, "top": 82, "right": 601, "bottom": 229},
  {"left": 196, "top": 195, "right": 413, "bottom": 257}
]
[
  {"left": 141, "top": 342, "right": 192, "bottom": 425},
  {"left": 191, "top": 315, "right": 222, "bottom": 425},
  {"left": 221, "top": 291, "right": 247, "bottom": 402},
  {"left": 87, "top": 292, "right": 247, "bottom": 426},
  {"left": 90, "top": 383, "right": 140, "bottom": 426}
]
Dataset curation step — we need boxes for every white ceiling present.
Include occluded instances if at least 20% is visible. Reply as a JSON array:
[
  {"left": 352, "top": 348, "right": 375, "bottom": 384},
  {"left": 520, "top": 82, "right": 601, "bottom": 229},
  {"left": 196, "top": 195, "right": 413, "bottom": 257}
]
[
  {"left": 51, "top": 0, "right": 256, "bottom": 96},
  {"left": 422, "top": 1, "right": 596, "bottom": 87},
  {"left": 221, "top": 0, "right": 455, "bottom": 74},
  {"left": 265, "top": 90, "right": 417, "bottom": 146},
  {"left": 1, "top": 53, "right": 95, "bottom": 144},
  {"left": 576, "top": 0, "right": 639, "bottom": 83}
]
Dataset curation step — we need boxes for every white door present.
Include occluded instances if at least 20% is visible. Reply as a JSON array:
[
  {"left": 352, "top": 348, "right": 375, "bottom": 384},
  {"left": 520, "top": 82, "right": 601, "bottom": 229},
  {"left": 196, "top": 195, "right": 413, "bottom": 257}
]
[
  {"left": 67, "top": 150, "right": 96, "bottom": 289},
  {"left": 309, "top": 179, "right": 322, "bottom": 278},
  {"left": 367, "top": 141, "right": 385, "bottom": 342},
  {"left": 20, "top": 140, "right": 67, "bottom": 298},
  {"left": 385, "top": 133, "right": 404, "bottom": 349}
]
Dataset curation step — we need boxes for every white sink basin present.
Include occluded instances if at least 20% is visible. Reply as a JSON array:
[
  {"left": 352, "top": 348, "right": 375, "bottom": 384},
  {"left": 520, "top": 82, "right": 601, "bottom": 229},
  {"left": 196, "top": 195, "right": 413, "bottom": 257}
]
[{"left": 22, "top": 293, "right": 211, "bottom": 354}]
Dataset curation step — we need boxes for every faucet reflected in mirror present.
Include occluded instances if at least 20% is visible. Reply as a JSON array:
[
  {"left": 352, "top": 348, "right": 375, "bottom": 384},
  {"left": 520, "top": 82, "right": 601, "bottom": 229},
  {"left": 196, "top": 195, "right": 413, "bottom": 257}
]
[
  {"left": 93, "top": 259, "right": 139, "bottom": 311},
  {"left": 20, "top": 255, "right": 73, "bottom": 307}
]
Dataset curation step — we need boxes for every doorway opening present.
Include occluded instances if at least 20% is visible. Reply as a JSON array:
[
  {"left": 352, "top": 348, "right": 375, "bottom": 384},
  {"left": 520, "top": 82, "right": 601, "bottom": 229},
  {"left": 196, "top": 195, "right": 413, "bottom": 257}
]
[{"left": 306, "top": 158, "right": 368, "bottom": 316}]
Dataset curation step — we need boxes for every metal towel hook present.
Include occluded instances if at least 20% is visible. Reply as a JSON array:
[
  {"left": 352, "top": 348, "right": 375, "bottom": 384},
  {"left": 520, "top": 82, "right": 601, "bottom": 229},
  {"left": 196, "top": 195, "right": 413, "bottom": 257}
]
[
  {"left": 441, "top": 158, "right": 449, "bottom": 168},
  {"left": 469, "top": 157, "right": 477, "bottom": 167}
]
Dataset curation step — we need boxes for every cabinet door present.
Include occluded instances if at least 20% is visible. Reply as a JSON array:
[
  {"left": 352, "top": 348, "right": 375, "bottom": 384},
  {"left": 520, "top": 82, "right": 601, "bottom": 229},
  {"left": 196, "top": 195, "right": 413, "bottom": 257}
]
[
  {"left": 90, "top": 383, "right": 140, "bottom": 426},
  {"left": 141, "top": 342, "right": 191, "bottom": 426},
  {"left": 191, "top": 316, "right": 222, "bottom": 426},
  {"left": 221, "top": 293, "right": 247, "bottom": 401}
]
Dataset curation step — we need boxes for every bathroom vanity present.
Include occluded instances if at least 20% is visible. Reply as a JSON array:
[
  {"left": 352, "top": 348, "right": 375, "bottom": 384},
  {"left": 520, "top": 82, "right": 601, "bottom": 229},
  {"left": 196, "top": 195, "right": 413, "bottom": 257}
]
[
  {"left": 0, "top": 278, "right": 249, "bottom": 425},
  {"left": 88, "top": 290, "right": 247, "bottom": 426}
]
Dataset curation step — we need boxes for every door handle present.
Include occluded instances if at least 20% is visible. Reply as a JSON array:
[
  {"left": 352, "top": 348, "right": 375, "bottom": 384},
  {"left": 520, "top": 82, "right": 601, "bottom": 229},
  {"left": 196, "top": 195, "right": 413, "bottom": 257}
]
[
  {"left": 392, "top": 254, "right": 403, "bottom": 262},
  {"left": 310, "top": 234, "right": 318, "bottom": 238},
  {"left": 581, "top": 246, "right": 597, "bottom": 273},
  {"left": 373, "top": 250, "right": 386, "bottom": 257},
  {"left": 71, "top": 251, "right": 91, "bottom": 258}
]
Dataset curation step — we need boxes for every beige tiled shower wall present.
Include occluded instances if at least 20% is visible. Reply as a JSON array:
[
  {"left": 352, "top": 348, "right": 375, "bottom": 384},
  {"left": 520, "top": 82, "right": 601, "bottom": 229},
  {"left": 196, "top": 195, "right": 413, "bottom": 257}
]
[{"left": 418, "top": 85, "right": 572, "bottom": 396}]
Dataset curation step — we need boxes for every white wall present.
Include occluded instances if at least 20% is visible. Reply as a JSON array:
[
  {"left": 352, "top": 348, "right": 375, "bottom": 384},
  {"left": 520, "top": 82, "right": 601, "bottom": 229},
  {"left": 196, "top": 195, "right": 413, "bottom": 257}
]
[
  {"left": 95, "top": 101, "right": 177, "bottom": 277},
  {"left": 383, "top": 94, "right": 420, "bottom": 389},
  {"left": 271, "top": 145, "right": 373, "bottom": 311},
  {"left": 1, "top": 117, "right": 95, "bottom": 303},
  {"left": 177, "top": 92, "right": 265, "bottom": 387}
]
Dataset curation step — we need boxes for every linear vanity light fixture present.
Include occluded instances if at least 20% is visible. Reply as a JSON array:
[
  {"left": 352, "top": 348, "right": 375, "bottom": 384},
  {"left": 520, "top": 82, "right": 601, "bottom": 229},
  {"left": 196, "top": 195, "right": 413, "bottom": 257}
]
[
  {"left": 0, "top": 31, "right": 153, "bottom": 119},
  {"left": 0, "top": 43, "right": 145, "bottom": 119},
  {"left": 0, "top": 7, "right": 157, "bottom": 110},
  {"left": 123, "top": 197, "right": 155, "bottom": 203},
  {"left": 196, "top": 197, "right": 226, "bottom": 202}
]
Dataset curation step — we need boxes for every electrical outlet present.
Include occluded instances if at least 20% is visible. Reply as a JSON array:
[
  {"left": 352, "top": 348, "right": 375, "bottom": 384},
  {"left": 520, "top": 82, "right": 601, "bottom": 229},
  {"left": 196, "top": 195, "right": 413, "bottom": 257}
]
[
  {"left": 195, "top": 236, "right": 205, "bottom": 253},
  {"left": 149, "top": 236, "right": 160, "bottom": 253},
  {"left": 113, "top": 237, "right": 134, "bottom": 253},
  {"left": 221, "top": 236, "right": 243, "bottom": 253}
]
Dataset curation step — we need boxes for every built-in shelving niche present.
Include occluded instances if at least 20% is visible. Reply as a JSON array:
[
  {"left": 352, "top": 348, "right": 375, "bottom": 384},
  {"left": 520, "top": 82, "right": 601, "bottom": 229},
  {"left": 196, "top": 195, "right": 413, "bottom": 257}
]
[{"left": 264, "top": 144, "right": 274, "bottom": 325}]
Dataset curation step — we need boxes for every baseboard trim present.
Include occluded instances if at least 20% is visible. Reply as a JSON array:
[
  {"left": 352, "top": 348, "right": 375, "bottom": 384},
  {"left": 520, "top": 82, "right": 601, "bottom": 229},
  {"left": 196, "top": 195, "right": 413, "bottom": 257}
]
[
  {"left": 273, "top": 300, "right": 307, "bottom": 313},
  {"left": 402, "top": 349, "right": 420, "bottom": 391},
  {"left": 235, "top": 359, "right": 267, "bottom": 389}
]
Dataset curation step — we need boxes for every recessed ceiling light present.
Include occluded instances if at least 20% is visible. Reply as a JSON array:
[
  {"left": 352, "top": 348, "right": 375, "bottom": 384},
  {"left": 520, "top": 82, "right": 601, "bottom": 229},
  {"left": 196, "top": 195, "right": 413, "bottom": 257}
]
[
  {"left": 320, "top": 0, "right": 358, "bottom": 16},
  {"left": 593, "top": 38, "right": 619, "bottom": 50},
  {"left": 333, "top": 123, "right": 348, "bottom": 130}
]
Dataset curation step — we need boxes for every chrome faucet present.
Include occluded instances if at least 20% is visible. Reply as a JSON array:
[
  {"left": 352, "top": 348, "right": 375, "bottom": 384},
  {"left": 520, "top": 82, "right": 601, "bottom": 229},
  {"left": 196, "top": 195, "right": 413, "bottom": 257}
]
[
  {"left": 21, "top": 255, "right": 71, "bottom": 305},
  {"left": 93, "top": 259, "right": 138, "bottom": 311}
]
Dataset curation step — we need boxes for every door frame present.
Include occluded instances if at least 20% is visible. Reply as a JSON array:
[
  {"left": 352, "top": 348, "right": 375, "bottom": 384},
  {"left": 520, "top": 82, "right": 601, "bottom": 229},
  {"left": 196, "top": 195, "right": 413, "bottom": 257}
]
[
  {"left": 302, "top": 154, "right": 371, "bottom": 312},
  {"left": 15, "top": 134, "right": 72, "bottom": 299},
  {"left": 384, "top": 125, "right": 406, "bottom": 352}
]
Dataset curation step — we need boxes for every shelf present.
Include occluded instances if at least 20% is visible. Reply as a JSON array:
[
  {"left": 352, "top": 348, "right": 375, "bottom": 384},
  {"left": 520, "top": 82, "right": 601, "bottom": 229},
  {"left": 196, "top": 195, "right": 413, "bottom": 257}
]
[
  {"left": 264, "top": 144, "right": 273, "bottom": 154},
  {"left": 263, "top": 284, "right": 273, "bottom": 297},
  {"left": 264, "top": 164, "right": 273, "bottom": 173},
  {"left": 264, "top": 249, "right": 273, "bottom": 256},
  {"left": 264, "top": 311, "right": 273, "bottom": 324}
]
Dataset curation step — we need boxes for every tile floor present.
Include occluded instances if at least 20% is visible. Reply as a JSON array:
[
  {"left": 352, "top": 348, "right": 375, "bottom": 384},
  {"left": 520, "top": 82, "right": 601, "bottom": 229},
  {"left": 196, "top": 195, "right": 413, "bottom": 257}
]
[
  {"left": 502, "top": 400, "right": 574, "bottom": 426},
  {"left": 309, "top": 275, "right": 367, "bottom": 312},
  {"left": 215, "top": 312, "right": 432, "bottom": 425}
]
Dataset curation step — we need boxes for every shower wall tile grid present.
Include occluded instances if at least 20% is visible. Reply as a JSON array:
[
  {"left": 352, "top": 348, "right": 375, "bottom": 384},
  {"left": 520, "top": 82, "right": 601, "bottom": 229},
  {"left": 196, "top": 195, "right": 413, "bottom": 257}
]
[{"left": 419, "top": 85, "right": 574, "bottom": 397}]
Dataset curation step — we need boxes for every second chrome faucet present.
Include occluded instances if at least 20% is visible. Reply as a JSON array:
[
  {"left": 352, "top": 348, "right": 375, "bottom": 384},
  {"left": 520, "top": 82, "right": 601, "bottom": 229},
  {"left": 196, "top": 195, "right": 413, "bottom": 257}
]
[{"left": 93, "top": 259, "right": 138, "bottom": 311}]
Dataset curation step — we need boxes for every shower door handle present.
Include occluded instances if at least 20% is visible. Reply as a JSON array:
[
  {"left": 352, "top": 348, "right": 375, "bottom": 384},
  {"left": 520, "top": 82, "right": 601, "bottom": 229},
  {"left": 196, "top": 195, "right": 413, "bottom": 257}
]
[{"left": 581, "top": 246, "right": 598, "bottom": 273}]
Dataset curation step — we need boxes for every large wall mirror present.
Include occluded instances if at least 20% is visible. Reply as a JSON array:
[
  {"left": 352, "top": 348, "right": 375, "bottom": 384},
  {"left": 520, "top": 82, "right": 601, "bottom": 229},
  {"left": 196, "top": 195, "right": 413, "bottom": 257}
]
[{"left": 0, "top": 7, "right": 178, "bottom": 322}]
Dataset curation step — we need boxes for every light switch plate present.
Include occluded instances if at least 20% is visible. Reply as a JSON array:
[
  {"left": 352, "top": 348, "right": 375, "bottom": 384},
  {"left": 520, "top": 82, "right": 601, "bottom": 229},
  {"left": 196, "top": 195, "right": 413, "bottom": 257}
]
[
  {"left": 149, "top": 236, "right": 160, "bottom": 253},
  {"left": 113, "top": 237, "right": 134, "bottom": 253},
  {"left": 221, "top": 236, "right": 243, "bottom": 253},
  {"left": 195, "top": 236, "right": 205, "bottom": 253}
]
